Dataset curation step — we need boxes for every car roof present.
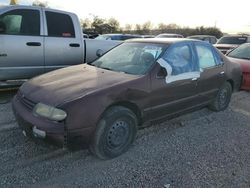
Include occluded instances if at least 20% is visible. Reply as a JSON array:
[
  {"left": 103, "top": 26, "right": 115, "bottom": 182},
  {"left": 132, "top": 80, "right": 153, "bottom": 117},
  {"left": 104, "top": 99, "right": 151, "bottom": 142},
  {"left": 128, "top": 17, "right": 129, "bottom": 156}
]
[
  {"left": 221, "top": 35, "right": 250, "bottom": 38},
  {"left": 188, "top": 35, "right": 216, "bottom": 38},
  {"left": 101, "top": 33, "right": 139, "bottom": 36},
  {"left": 157, "top": 33, "right": 182, "bottom": 36},
  {"left": 0, "top": 5, "right": 75, "bottom": 15},
  {"left": 125, "top": 38, "right": 197, "bottom": 44}
]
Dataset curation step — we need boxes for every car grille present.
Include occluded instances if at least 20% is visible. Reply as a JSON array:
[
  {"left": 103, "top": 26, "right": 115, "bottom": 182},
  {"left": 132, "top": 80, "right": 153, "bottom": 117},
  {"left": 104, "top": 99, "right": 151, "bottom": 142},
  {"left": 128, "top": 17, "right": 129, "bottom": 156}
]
[{"left": 17, "top": 91, "right": 36, "bottom": 110}]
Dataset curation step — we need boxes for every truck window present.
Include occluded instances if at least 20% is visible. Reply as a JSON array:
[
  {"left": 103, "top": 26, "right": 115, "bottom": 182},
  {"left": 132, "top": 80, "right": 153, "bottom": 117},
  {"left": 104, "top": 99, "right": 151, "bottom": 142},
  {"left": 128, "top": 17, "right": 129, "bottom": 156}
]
[
  {"left": 45, "top": 11, "right": 75, "bottom": 38},
  {"left": 0, "top": 9, "right": 40, "bottom": 36}
]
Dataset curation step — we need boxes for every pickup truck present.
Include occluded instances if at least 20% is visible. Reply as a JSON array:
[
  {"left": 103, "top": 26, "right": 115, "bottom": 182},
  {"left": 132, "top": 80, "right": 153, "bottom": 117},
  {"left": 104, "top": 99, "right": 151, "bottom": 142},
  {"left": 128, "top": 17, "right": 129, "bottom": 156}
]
[{"left": 0, "top": 5, "right": 121, "bottom": 86}]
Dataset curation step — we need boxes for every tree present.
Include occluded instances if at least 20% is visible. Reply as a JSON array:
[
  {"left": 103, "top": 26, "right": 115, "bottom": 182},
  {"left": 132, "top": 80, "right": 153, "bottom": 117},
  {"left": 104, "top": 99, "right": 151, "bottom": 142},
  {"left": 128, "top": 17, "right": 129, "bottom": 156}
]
[
  {"left": 166, "top": 23, "right": 180, "bottom": 29},
  {"left": 10, "top": 0, "right": 18, "bottom": 5},
  {"left": 107, "top": 18, "right": 120, "bottom": 33},
  {"left": 91, "top": 16, "right": 105, "bottom": 29},
  {"left": 142, "top": 21, "right": 153, "bottom": 34},
  {"left": 91, "top": 16, "right": 106, "bottom": 34},
  {"left": 135, "top": 24, "right": 141, "bottom": 30},
  {"left": 32, "top": 0, "right": 48, "bottom": 7},
  {"left": 158, "top": 23, "right": 168, "bottom": 31},
  {"left": 124, "top": 24, "right": 133, "bottom": 31},
  {"left": 81, "top": 18, "right": 91, "bottom": 29}
]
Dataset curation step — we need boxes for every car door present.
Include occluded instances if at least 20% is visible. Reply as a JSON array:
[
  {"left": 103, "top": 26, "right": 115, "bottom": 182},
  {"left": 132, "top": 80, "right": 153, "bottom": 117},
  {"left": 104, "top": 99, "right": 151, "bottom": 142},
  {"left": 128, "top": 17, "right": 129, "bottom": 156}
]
[
  {"left": 147, "top": 42, "right": 201, "bottom": 121},
  {"left": 194, "top": 41, "right": 226, "bottom": 102},
  {"left": 43, "top": 10, "right": 84, "bottom": 72},
  {"left": 0, "top": 7, "right": 44, "bottom": 81}
]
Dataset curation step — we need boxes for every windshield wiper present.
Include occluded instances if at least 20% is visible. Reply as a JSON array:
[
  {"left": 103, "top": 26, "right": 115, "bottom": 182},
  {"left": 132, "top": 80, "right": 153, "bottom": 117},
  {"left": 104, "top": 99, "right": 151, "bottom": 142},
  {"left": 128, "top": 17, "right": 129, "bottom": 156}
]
[
  {"left": 228, "top": 55, "right": 250, "bottom": 60},
  {"left": 101, "top": 67, "right": 112, "bottom": 71}
]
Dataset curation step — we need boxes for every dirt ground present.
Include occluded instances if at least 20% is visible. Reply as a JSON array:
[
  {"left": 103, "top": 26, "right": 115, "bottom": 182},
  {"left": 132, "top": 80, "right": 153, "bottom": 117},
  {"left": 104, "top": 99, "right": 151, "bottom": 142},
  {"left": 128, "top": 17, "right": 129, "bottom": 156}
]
[{"left": 0, "top": 90, "right": 250, "bottom": 188}]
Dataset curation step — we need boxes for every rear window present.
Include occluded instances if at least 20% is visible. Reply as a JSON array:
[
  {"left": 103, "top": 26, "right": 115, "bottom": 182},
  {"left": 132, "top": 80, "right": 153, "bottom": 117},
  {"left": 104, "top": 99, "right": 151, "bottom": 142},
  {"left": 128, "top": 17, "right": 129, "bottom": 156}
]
[
  {"left": 217, "top": 36, "right": 247, "bottom": 45},
  {"left": 45, "top": 11, "right": 75, "bottom": 38}
]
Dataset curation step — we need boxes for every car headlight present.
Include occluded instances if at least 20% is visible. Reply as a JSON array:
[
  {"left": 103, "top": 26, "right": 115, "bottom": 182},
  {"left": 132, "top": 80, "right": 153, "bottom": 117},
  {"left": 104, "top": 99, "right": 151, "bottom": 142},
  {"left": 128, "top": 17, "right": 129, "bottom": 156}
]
[{"left": 33, "top": 103, "right": 67, "bottom": 121}]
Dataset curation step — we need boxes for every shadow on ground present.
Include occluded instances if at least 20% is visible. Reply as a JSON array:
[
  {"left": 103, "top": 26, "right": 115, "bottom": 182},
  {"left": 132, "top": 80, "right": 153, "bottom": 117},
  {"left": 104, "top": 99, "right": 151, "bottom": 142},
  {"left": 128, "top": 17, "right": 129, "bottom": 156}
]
[{"left": 0, "top": 89, "right": 18, "bottom": 104}]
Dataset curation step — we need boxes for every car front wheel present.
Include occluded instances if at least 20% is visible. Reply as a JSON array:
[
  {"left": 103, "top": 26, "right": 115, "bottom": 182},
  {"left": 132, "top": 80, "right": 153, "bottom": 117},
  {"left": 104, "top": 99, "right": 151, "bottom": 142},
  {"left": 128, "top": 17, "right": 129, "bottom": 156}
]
[
  {"left": 209, "top": 82, "right": 232, "bottom": 111},
  {"left": 90, "top": 106, "right": 138, "bottom": 159}
]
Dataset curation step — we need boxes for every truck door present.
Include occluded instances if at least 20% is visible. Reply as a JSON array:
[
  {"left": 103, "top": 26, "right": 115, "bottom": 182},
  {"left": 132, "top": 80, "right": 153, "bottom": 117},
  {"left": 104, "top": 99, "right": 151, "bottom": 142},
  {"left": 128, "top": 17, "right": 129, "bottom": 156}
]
[
  {"left": 43, "top": 10, "right": 84, "bottom": 72},
  {"left": 0, "top": 8, "right": 44, "bottom": 81}
]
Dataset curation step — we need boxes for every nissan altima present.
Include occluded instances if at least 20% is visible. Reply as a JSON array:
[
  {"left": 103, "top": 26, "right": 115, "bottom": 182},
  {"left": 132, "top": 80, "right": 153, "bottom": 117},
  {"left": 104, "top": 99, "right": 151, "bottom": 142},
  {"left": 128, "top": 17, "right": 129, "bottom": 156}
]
[{"left": 12, "top": 38, "right": 242, "bottom": 159}]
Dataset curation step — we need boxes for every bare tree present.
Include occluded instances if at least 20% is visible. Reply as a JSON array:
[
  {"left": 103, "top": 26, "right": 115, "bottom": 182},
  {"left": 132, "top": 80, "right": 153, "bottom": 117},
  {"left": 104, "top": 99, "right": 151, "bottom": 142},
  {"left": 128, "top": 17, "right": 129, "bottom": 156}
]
[
  {"left": 158, "top": 23, "right": 168, "bottom": 31},
  {"left": 142, "top": 21, "right": 153, "bottom": 33},
  {"left": 81, "top": 18, "right": 92, "bottom": 29},
  {"left": 124, "top": 24, "right": 133, "bottom": 31},
  {"left": 107, "top": 18, "right": 120, "bottom": 32}
]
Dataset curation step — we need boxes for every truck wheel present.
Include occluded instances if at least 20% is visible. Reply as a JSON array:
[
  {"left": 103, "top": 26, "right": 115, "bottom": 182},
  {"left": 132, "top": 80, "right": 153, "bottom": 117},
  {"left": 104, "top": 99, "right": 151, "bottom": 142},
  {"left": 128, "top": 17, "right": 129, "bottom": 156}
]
[
  {"left": 90, "top": 106, "right": 138, "bottom": 159},
  {"left": 209, "top": 82, "right": 232, "bottom": 111}
]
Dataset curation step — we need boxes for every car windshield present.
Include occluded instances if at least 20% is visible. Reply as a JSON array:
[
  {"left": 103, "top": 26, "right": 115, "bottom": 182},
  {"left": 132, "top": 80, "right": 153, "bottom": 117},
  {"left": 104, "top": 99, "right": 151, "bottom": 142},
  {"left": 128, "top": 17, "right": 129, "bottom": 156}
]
[
  {"left": 91, "top": 42, "right": 166, "bottom": 75},
  {"left": 217, "top": 36, "right": 247, "bottom": 44},
  {"left": 227, "top": 43, "right": 250, "bottom": 60},
  {"left": 188, "top": 36, "right": 205, "bottom": 40}
]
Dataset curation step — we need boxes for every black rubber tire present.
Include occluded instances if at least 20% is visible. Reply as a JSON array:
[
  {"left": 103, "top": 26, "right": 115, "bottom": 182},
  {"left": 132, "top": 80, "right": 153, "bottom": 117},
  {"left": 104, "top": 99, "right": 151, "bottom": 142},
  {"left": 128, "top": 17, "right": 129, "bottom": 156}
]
[
  {"left": 209, "top": 82, "right": 232, "bottom": 112},
  {"left": 90, "top": 106, "right": 138, "bottom": 159}
]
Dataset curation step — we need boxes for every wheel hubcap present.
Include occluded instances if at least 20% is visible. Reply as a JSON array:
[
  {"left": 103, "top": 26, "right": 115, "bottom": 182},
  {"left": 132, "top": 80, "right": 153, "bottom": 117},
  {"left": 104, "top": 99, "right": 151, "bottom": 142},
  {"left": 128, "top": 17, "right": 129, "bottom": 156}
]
[
  {"left": 219, "top": 88, "right": 228, "bottom": 106},
  {"left": 107, "top": 120, "right": 129, "bottom": 148}
]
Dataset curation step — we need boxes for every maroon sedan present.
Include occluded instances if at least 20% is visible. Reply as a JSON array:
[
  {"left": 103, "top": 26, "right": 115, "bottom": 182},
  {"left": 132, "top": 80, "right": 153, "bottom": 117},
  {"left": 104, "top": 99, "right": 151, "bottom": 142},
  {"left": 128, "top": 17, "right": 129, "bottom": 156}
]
[
  {"left": 227, "top": 43, "right": 250, "bottom": 91},
  {"left": 12, "top": 38, "right": 242, "bottom": 159}
]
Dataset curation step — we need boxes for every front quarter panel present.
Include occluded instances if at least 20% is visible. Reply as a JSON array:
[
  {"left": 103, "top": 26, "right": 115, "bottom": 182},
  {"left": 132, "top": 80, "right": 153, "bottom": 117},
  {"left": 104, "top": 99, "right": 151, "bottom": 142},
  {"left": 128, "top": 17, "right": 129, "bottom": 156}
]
[{"left": 61, "top": 75, "right": 150, "bottom": 132}]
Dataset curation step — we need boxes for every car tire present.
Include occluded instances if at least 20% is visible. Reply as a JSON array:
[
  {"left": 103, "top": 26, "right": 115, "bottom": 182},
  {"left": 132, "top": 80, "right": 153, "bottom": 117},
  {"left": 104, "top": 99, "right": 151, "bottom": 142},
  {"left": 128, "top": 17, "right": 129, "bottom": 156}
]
[
  {"left": 209, "top": 82, "right": 232, "bottom": 111},
  {"left": 90, "top": 106, "right": 138, "bottom": 159}
]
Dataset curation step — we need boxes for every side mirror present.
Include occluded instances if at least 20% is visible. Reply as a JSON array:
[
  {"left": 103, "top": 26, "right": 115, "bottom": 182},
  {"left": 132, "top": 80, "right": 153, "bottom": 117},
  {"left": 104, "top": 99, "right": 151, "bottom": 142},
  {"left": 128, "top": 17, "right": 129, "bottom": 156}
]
[
  {"left": 156, "top": 67, "right": 168, "bottom": 79},
  {"left": 0, "top": 21, "right": 6, "bottom": 34},
  {"left": 96, "top": 49, "right": 104, "bottom": 57}
]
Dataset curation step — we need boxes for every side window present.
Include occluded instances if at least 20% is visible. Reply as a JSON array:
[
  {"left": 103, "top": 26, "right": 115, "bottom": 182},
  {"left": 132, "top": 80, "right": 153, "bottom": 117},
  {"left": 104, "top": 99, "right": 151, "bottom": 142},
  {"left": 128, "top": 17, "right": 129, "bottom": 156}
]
[
  {"left": 204, "top": 38, "right": 210, "bottom": 43},
  {"left": 45, "top": 11, "right": 75, "bottom": 38},
  {"left": 195, "top": 44, "right": 217, "bottom": 69},
  {"left": 162, "top": 44, "right": 198, "bottom": 75},
  {"left": 0, "top": 9, "right": 40, "bottom": 36},
  {"left": 211, "top": 37, "right": 217, "bottom": 44}
]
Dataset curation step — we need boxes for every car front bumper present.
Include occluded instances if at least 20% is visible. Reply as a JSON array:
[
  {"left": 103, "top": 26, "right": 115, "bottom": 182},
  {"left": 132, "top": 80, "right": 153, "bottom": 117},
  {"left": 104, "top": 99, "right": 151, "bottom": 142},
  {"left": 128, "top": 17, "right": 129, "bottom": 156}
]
[
  {"left": 242, "top": 72, "right": 250, "bottom": 91},
  {"left": 12, "top": 95, "right": 94, "bottom": 147}
]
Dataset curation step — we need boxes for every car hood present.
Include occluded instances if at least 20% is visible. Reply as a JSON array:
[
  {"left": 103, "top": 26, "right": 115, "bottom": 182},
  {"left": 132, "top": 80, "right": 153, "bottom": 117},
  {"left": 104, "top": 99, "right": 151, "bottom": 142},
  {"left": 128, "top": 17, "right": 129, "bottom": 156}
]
[
  {"left": 227, "top": 57, "right": 250, "bottom": 72},
  {"left": 20, "top": 64, "right": 139, "bottom": 106}
]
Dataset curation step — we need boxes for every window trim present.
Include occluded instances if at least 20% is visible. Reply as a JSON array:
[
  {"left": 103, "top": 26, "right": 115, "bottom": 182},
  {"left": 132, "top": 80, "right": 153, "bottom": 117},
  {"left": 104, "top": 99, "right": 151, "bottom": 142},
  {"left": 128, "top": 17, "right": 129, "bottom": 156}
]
[
  {"left": 162, "top": 41, "right": 198, "bottom": 76},
  {"left": 0, "top": 9, "right": 41, "bottom": 36},
  {"left": 44, "top": 11, "right": 76, "bottom": 38},
  {"left": 194, "top": 42, "right": 223, "bottom": 70}
]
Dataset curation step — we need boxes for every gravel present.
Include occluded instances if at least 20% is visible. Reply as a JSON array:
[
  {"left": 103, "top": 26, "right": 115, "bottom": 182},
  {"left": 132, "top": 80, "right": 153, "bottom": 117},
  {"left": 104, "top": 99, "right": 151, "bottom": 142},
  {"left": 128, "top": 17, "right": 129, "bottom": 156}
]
[{"left": 0, "top": 90, "right": 250, "bottom": 188}]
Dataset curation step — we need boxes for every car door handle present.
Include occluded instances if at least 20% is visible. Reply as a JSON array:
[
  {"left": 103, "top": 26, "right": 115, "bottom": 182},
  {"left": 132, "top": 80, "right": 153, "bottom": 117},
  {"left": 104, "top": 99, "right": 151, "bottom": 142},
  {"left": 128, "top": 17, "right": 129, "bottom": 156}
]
[
  {"left": 191, "top": 77, "right": 198, "bottom": 81},
  {"left": 0, "top": 53, "right": 7, "bottom": 57},
  {"left": 26, "top": 42, "right": 41, "bottom": 46},
  {"left": 69, "top": 43, "right": 80, "bottom": 47}
]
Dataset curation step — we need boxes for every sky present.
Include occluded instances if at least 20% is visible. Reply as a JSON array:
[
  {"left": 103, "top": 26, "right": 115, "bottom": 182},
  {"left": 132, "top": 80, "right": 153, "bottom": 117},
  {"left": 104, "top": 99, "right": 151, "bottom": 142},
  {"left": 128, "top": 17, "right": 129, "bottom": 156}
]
[{"left": 1, "top": 0, "right": 250, "bottom": 34}]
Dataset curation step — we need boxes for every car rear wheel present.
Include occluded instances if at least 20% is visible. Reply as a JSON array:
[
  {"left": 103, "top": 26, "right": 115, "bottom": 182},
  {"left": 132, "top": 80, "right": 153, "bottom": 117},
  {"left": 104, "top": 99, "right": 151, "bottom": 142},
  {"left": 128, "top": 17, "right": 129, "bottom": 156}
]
[
  {"left": 90, "top": 106, "right": 138, "bottom": 159},
  {"left": 209, "top": 82, "right": 232, "bottom": 111}
]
